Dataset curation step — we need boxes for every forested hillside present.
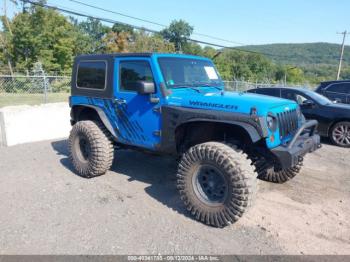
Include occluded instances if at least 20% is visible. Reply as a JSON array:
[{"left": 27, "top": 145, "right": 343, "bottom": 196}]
[
  {"left": 239, "top": 43, "right": 350, "bottom": 83},
  {"left": 240, "top": 43, "right": 350, "bottom": 66},
  {"left": 1, "top": 2, "right": 349, "bottom": 85}
]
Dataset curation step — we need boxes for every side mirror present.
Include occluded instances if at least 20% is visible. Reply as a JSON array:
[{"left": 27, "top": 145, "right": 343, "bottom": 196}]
[
  {"left": 136, "top": 81, "right": 155, "bottom": 94},
  {"left": 302, "top": 99, "right": 315, "bottom": 108},
  {"left": 124, "top": 81, "right": 155, "bottom": 94}
]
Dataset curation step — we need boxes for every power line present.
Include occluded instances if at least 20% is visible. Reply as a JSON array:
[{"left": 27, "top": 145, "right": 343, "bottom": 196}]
[
  {"left": 68, "top": 0, "right": 165, "bottom": 27},
  {"left": 19, "top": 0, "right": 305, "bottom": 59},
  {"left": 22, "top": 0, "right": 277, "bottom": 56},
  {"left": 24, "top": 0, "right": 160, "bottom": 32},
  {"left": 67, "top": 0, "right": 247, "bottom": 46}
]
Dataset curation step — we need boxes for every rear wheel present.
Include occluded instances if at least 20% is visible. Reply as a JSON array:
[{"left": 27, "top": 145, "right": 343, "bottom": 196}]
[
  {"left": 177, "top": 142, "right": 257, "bottom": 228},
  {"left": 330, "top": 121, "right": 350, "bottom": 148},
  {"left": 68, "top": 120, "right": 114, "bottom": 178}
]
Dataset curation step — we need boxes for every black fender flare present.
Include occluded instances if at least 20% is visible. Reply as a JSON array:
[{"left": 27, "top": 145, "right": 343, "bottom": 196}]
[
  {"left": 177, "top": 118, "right": 263, "bottom": 143},
  {"left": 159, "top": 106, "right": 267, "bottom": 154},
  {"left": 70, "top": 104, "right": 117, "bottom": 138}
]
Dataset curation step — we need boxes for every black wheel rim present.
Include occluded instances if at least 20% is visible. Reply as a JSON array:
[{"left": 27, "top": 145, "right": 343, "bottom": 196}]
[
  {"left": 332, "top": 124, "right": 350, "bottom": 146},
  {"left": 192, "top": 164, "right": 228, "bottom": 206},
  {"left": 75, "top": 134, "right": 91, "bottom": 162}
]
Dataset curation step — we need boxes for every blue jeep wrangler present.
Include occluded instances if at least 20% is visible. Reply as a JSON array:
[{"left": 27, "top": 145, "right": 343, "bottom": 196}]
[{"left": 69, "top": 53, "right": 321, "bottom": 227}]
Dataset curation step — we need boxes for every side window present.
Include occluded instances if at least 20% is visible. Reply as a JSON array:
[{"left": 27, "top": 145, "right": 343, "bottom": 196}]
[
  {"left": 346, "top": 83, "right": 350, "bottom": 94},
  {"left": 282, "top": 90, "right": 309, "bottom": 105},
  {"left": 281, "top": 90, "right": 296, "bottom": 101},
  {"left": 120, "top": 61, "right": 154, "bottom": 92},
  {"left": 77, "top": 61, "right": 106, "bottom": 89},
  {"left": 327, "top": 83, "right": 349, "bottom": 94}
]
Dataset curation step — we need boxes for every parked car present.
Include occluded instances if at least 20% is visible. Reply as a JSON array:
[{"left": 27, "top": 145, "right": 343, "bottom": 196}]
[
  {"left": 247, "top": 87, "right": 350, "bottom": 148},
  {"left": 315, "top": 80, "right": 350, "bottom": 104},
  {"left": 68, "top": 53, "right": 321, "bottom": 227}
]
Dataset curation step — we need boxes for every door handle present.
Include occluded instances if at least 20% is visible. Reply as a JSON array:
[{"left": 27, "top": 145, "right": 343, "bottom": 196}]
[{"left": 114, "top": 98, "right": 126, "bottom": 105}]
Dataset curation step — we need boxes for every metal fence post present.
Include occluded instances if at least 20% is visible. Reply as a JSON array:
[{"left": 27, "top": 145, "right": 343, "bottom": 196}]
[{"left": 43, "top": 74, "right": 48, "bottom": 103}]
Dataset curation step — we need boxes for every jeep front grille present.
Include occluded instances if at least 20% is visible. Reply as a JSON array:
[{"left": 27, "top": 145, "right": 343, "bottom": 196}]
[{"left": 277, "top": 109, "right": 298, "bottom": 138}]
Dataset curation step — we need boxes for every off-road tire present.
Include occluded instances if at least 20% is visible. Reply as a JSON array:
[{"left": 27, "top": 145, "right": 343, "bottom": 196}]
[
  {"left": 254, "top": 156, "right": 303, "bottom": 183},
  {"left": 330, "top": 121, "right": 350, "bottom": 148},
  {"left": 177, "top": 142, "right": 257, "bottom": 228},
  {"left": 68, "top": 120, "right": 114, "bottom": 178}
]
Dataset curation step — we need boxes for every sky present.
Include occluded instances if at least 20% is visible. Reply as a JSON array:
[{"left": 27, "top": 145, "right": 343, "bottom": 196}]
[{"left": 3, "top": 0, "right": 350, "bottom": 46}]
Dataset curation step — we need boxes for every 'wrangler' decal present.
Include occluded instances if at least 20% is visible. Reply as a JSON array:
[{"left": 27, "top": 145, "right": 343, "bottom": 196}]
[{"left": 189, "top": 100, "right": 238, "bottom": 110}]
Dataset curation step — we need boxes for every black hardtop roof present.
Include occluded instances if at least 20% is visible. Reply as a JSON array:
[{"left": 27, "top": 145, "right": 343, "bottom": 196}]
[
  {"left": 75, "top": 52, "right": 153, "bottom": 60},
  {"left": 74, "top": 52, "right": 207, "bottom": 61}
]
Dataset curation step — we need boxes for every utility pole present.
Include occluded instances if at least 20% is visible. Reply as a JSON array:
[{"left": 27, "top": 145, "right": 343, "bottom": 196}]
[
  {"left": 3, "top": 0, "right": 13, "bottom": 35},
  {"left": 2, "top": 0, "right": 14, "bottom": 76},
  {"left": 336, "top": 31, "right": 349, "bottom": 80}
]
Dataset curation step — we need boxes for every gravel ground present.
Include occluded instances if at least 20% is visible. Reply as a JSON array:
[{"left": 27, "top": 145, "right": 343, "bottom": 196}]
[{"left": 0, "top": 139, "right": 349, "bottom": 255}]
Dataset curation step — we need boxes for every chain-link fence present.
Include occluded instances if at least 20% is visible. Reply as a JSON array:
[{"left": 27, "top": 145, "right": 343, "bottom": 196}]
[
  {"left": 223, "top": 80, "right": 262, "bottom": 91},
  {"left": 223, "top": 80, "right": 308, "bottom": 92},
  {"left": 0, "top": 74, "right": 71, "bottom": 108},
  {"left": 0, "top": 75, "right": 310, "bottom": 108}
]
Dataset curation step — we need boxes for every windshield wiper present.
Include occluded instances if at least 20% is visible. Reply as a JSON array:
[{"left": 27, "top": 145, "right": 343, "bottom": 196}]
[
  {"left": 195, "top": 82, "right": 223, "bottom": 91},
  {"left": 188, "top": 87, "right": 204, "bottom": 93},
  {"left": 171, "top": 85, "right": 204, "bottom": 93}
]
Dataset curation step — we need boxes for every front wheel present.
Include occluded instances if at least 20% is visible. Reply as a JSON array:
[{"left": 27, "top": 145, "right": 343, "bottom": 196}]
[
  {"left": 330, "top": 121, "right": 350, "bottom": 148},
  {"left": 177, "top": 142, "right": 257, "bottom": 228}
]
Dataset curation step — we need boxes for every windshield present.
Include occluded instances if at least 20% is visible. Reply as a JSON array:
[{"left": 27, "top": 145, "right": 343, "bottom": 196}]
[
  {"left": 302, "top": 89, "right": 333, "bottom": 105},
  {"left": 158, "top": 57, "right": 223, "bottom": 89}
]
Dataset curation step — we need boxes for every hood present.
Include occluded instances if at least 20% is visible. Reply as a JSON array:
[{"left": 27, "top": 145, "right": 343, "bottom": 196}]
[
  {"left": 166, "top": 88, "right": 297, "bottom": 116},
  {"left": 324, "top": 102, "right": 350, "bottom": 114}
]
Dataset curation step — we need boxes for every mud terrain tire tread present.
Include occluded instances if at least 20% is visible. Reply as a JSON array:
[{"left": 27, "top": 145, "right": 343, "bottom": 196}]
[
  {"left": 254, "top": 157, "right": 302, "bottom": 183},
  {"left": 69, "top": 120, "right": 114, "bottom": 178},
  {"left": 177, "top": 142, "right": 257, "bottom": 228}
]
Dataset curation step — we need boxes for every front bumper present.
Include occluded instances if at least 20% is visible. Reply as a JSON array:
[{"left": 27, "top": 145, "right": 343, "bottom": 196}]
[{"left": 271, "top": 120, "right": 321, "bottom": 169}]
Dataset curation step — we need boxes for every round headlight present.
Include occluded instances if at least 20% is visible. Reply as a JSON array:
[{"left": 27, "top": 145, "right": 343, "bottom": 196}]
[{"left": 266, "top": 113, "right": 277, "bottom": 131}]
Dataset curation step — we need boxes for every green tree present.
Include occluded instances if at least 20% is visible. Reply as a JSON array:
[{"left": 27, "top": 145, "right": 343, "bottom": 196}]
[
  {"left": 102, "top": 31, "right": 130, "bottom": 53},
  {"left": 182, "top": 42, "right": 203, "bottom": 56},
  {"left": 129, "top": 31, "right": 175, "bottom": 53},
  {"left": 160, "top": 20, "right": 193, "bottom": 51},
  {"left": 285, "top": 66, "right": 304, "bottom": 84},
  {"left": 211, "top": 49, "right": 279, "bottom": 82},
  {"left": 112, "top": 23, "right": 134, "bottom": 34},
  {"left": 203, "top": 46, "right": 217, "bottom": 58},
  {"left": 77, "top": 18, "right": 111, "bottom": 52},
  {"left": 3, "top": 3, "right": 80, "bottom": 72},
  {"left": 0, "top": 20, "right": 14, "bottom": 73}
]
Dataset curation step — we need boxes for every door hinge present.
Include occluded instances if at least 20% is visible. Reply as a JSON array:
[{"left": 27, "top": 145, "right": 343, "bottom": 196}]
[
  {"left": 150, "top": 96, "right": 160, "bottom": 104},
  {"left": 153, "top": 130, "right": 161, "bottom": 137},
  {"left": 153, "top": 107, "right": 161, "bottom": 113}
]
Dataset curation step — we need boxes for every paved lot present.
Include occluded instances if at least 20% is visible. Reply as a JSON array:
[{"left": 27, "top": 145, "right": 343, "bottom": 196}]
[{"left": 0, "top": 139, "right": 349, "bottom": 255}]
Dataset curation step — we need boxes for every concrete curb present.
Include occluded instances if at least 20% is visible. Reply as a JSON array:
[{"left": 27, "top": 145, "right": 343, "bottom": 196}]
[
  {"left": 0, "top": 102, "right": 71, "bottom": 147},
  {"left": 0, "top": 111, "right": 7, "bottom": 147}
]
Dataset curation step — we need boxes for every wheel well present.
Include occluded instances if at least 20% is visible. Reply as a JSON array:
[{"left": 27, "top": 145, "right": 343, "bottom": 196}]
[
  {"left": 71, "top": 106, "right": 101, "bottom": 124},
  {"left": 175, "top": 121, "right": 259, "bottom": 153},
  {"left": 328, "top": 119, "right": 350, "bottom": 136}
]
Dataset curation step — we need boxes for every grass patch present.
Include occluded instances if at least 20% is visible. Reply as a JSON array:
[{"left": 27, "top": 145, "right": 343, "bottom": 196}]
[{"left": 0, "top": 93, "right": 70, "bottom": 108}]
